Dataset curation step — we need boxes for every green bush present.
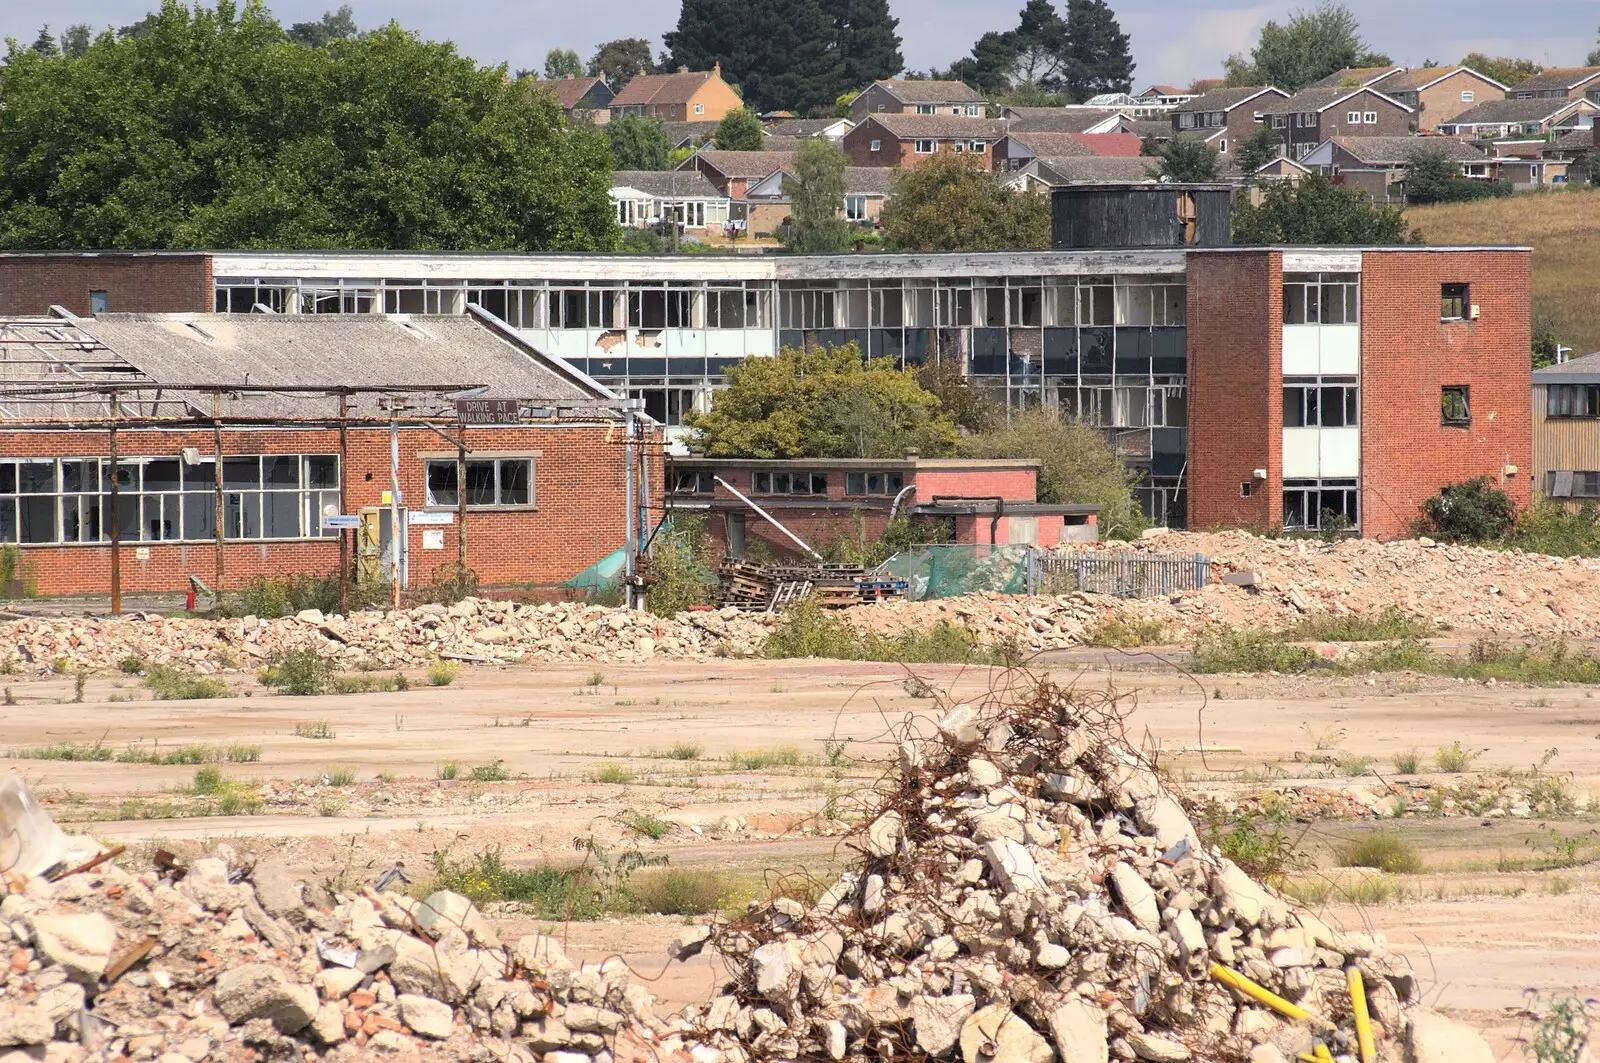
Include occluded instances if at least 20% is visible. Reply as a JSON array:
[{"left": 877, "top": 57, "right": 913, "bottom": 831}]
[
  {"left": 467, "top": 759, "right": 509, "bottom": 782},
  {"left": 763, "top": 600, "right": 994, "bottom": 663},
  {"left": 1189, "top": 627, "right": 1321, "bottom": 674},
  {"left": 427, "top": 660, "right": 460, "bottom": 687},
  {"left": 1392, "top": 748, "right": 1420, "bottom": 774},
  {"left": 1506, "top": 498, "right": 1600, "bottom": 557},
  {"left": 626, "top": 868, "right": 722, "bottom": 915},
  {"left": 145, "top": 666, "right": 230, "bottom": 701},
  {"left": 1434, "top": 741, "right": 1478, "bottom": 773},
  {"left": 1417, "top": 476, "right": 1515, "bottom": 543},
  {"left": 428, "top": 849, "right": 598, "bottom": 918},
  {"left": 1202, "top": 806, "right": 1299, "bottom": 884},
  {"left": 118, "top": 655, "right": 146, "bottom": 675},
  {"left": 644, "top": 515, "right": 718, "bottom": 617},
  {"left": 260, "top": 648, "right": 337, "bottom": 696},
  {"left": 1282, "top": 606, "right": 1431, "bottom": 642},
  {"left": 1338, "top": 831, "right": 1423, "bottom": 874}
]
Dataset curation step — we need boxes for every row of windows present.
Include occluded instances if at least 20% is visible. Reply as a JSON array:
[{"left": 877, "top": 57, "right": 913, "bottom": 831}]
[
  {"left": 1544, "top": 471, "right": 1600, "bottom": 499},
  {"left": 422, "top": 459, "right": 533, "bottom": 508},
  {"left": 1060, "top": 383, "right": 1186, "bottom": 428},
  {"left": 1283, "top": 479, "right": 1358, "bottom": 530},
  {"left": 913, "top": 104, "right": 983, "bottom": 116},
  {"left": 907, "top": 139, "right": 987, "bottom": 154},
  {"left": 672, "top": 470, "right": 907, "bottom": 497},
  {"left": 1283, "top": 382, "right": 1359, "bottom": 428},
  {"left": 1283, "top": 273, "right": 1360, "bottom": 326},
  {"left": 0, "top": 456, "right": 339, "bottom": 546},
  {"left": 1546, "top": 384, "right": 1600, "bottom": 418}
]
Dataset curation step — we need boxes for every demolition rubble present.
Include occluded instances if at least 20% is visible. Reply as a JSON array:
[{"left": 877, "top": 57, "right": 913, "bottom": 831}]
[{"left": 1, "top": 683, "right": 1495, "bottom": 1063}]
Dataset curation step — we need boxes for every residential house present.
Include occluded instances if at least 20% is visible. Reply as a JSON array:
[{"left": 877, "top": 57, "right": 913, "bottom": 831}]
[
  {"left": 849, "top": 79, "right": 986, "bottom": 121},
  {"left": 1259, "top": 87, "right": 1412, "bottom": 160},
  {"left": 659, "top": 121, "right": 721, "bottom": 149},
  {"left": 1002, "top": 155, "right": 1159, "bottom": 192},
  {"left": 1000, "top": 106, "right": 1128, "bottom": 134},
  {"left": 1366, "top": 67, "right": 1508, "bottom": 132},
  {"left": 764, "top": 118, "right": 853, "bottom": 142},
  {"left": 1534, "top": 353, "right": 1600, "bottom": 509},
  {"left": 678, "top": 150, "right": 797, "bottom": 200},
  {"left": 1508, "top": 67, "right": 1600, "bottom": 102},
  {"left": 1300, "top": 136, "right": 1490, "bottom": 203},
  {"left": 1080, "top": 91, "right": 1170, "bottom": 118},
  {"left": 529, "top": 74, "right": 615, "bottom": 124},
  {"left": 1436, "top": 98, "right": 1599, "bottom": 140},
  {"left": 992, "top": 131, "right": 1142, "bottom": 171},
  {"left": 741, "top": 167, "right": 894, "bottom": 235},
  {"left": 610, "top": 171, "right": 731, "bottom": 231},
  {"left": 1121, "top": 119, "right": 1176, "bottom": 143},
  {"left": 762, "top": 136, "right": 805, "bottom": 152},
  {"left": 841, "top": 115, "right": 1007, "bottom": 168},
  {"left": 1169, "top": 87, "right": 1289, "bottom": 156},
  {"left": 1543, "top": 128, "right": 1594, "bottom": 184},
  {"left": 608, "top": 64, "right": 741, "bottom": 123},
  {"left": 1135, "top": 84, "right": 1198, "bottom": 112},
  {"left": 1306, "top": 66, "right": 1405, "bottom": 90}
]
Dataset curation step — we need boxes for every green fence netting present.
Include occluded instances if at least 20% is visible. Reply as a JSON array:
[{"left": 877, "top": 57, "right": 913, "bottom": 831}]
[{"left": 879, "top": 545, "right": 1031, "bottom": 601}]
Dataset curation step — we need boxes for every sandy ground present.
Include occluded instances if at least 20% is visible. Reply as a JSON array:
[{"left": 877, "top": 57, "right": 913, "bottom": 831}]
[{"left": 3, "top": 654, "right": 1598, "bottom": 1055}]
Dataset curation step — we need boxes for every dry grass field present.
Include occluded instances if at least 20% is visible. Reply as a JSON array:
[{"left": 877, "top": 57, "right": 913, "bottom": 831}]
[{"left": 1410, "top": 185, "right": 1600, "bottom": 357}]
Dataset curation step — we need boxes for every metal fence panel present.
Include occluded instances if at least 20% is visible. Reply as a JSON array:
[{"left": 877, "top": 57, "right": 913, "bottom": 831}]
[{"left": 1029, "top": 550, "right": 1210, "bottom": 599}]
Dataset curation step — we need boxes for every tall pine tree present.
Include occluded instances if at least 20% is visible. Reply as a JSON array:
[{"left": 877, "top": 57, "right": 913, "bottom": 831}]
[
  {"left": 942, "top": 0, "right": 1133, "bottom": 102},
  {"left": 828, "top": 0, "right": 902, "bottom": 91},
  {"left": 1061, "top": 0, "right": 1133, "bottom": 99}
]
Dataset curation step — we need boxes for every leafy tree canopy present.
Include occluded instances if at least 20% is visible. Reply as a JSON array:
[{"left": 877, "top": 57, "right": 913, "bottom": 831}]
[
  {"left": 1460, "top": 52, "right": 1542, "bottom": 87},
  {"left": 881, "top": 154, "right": 1050, "bottom": 251},
  {"left": 665, "top": 0, "right": 901, "bottom": 114},
  {"left": 543, "top": 47, "right": 583, "bottom": 79},
  {"left": 683, "top": 343, "right": 959, "bottom": 459},
  {"left": 713, "top": 107, "right": 766, "bottom": 150},
  {"left": 784, "top": 139, "right": 851, "bottom": 253},
  {"left": 587, "top": 38, "right": 654, "bottom": 90},
  {"left": 0, "top": 0, "right": 619, "bottom": 252},
  {"left": 286, "top": 4, "right": 356, "bottom": 47},
  {"left": 944, "top": 0, "right": 1133, "bottom": 101},
  {"left": 1223, "top": 2, "right": 1388, "bottom": 92},
  {"left": 1232, "top": 174, "right": 1417, "bottom": 244},
  {"left": 1403, "top": 145, "right": 1511, "bottom": 204},
  {"left": 605, "top": 113, "right": 673, "bottom": 170},
  {"left": 1589, "top": 28, "right": 1600, "bottom": 67},
  {"left": 1233, "top": 125, "right": 1282, "bottom": 178},
  {"left": 1144, "top": 133, "right": 1219, "bottom": 182}
]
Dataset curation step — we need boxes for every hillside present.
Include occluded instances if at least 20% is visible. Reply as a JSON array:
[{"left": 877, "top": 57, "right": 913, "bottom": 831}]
[{"left": 1410, "top": 187, "right": 1600, "bottom": 358}]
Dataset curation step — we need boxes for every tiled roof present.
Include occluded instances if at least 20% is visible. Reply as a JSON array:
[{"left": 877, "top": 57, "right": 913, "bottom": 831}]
[
  {"left": 1033, "top": 156, "right": 1159, "bottom": 184},
  {"left": 610, "top": 69, "right": 723, "bottom": 108},
  {"left": 1003, "top": 132, "right": 1094, "bottom": 158},
  {"left": 1327, "top": 136, "right": 1487, "bottom": 164},
  {"left": 1003, "top": 108, "right": 1124, "bottom": 133},
  {"left": 530, "top": 76, "right": 608, "bottom": 110},
  {"left": 1072, "top": 133, "right": 1143, "bottom": 157},
  {"left": 1171, "top": 87, "right": 1285, "bottom": 114},
  {"left": 611, "top": 170, "right": 725, "bottom": 198},
  {"left": 1259, "top": 87, "right": 1409, "bottom": 114},
  {"left": 682, "top": 150, "right": 798, "bottom": 179},
  {"left": 765, "top": 118, "right": 847, "bottom": 136},
  {"left": 1305, "top": 66, "right": 1403, "bottom": 90},
  {"left": 1125, "top": 120, "right": 1175, "bottom": 139},
  {"left": 1445, "top": 98, "right": 1595, "bottom": 124},
  {"left": 1510, "top": 67, "right": 1600, "bottom": 94},
  {"left": 1370, "top": 66, "right": 1495, "bottom": 92},
  {"left": 659, "top": 121, "right": 721, "bottom": 146},
  {"left": 1551, "top": 128, "right": 1595, "bottom": 151},
  {"left": 864, "top": 114, "right": 1009, "bottom": 138},
  {"left": 872, "top": 79, "right": 986, "bottom": 104},
  {"left": 1138, "top": 84, "right": 1184, "bottom": 96},
  {"left": 844, "top": 167, "right": 894, "bottom": 196},
  {"left": 761, "top": 136, "right": 805, "bottom": 152}
]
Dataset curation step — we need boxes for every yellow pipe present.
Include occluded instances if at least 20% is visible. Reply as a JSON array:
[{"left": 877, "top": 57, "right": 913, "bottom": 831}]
[
  {"left": 1347, "top": 966, "right": 1377, "bottom": 1063},
  {"left": 1209, "top": 963, "right": 1334, "bottom": 1031}
]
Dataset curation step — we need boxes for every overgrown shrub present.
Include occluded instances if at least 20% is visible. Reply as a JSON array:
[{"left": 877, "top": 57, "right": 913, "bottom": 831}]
[
  {"left": 145, "top": 666, "right": 230, "bottom": 701},
  {"left": 1337, "top": 831, "right": 1423, "bottom": 874},
  {"left": 1417, "top": 476, "right": 1515, "bottom": 543},
  {"left": 1506, "top": 498, "right": 1600, "bottom": 557},
  {"left": 259, "top": 648, "right": 338, "bottom": 696},
  {"left": 1189, "top": 627, "right": 1321, "bottom": 674},
  {"left": 644, "top": 515, "right": 718, "bottom": 616},
  {"left": 763, "top": 600, "right": 993, "bottom": 663},
  {"left": 1282, "top": 606, "right": 1431, "bottom": 642}
]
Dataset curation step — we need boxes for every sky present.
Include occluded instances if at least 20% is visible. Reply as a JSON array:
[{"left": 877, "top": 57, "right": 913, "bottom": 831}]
[{"left": 1, "top": 0, "right": 1591, "bottom": 87}]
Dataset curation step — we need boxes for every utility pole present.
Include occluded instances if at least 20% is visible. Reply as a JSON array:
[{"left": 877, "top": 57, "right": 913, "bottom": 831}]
[
  {"left": 456, "top": 429, "right": 469, "bottom": 587},
  {"left": 108, "top": 393, "right": 121, "bottom": 616},
  {"left": 623, "top": 399, "right": 640, "bottom": 609},
  {"left": 389, "top": 408, "right": 403, "bottom": 611},
  {"left": 338, "top": 392, "right": 349, "bottom": 617},
  {"left": 212, "top": 396, "right": 225, "bottom": 616}
]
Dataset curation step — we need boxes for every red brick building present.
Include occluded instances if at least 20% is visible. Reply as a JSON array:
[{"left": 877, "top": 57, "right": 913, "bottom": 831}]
[
  {"left": 1186, "top": 247, "right": 1532, "bottom": 539},
  {"left": 666, "top": 456, "right": 1098, "bottom": 562},
  {"left": 0, "top": 252, "right": 212, "bottom": 317},
  {"left": 0, "top": 310, "right": 637, "bottom": 597}
]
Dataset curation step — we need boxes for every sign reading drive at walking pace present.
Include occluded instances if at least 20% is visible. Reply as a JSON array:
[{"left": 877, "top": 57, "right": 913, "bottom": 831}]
[
  {"left": 409, "top": 511, "right": 455, "bottom": 526},
  {"left": 322, "top": 514, "right": 361, "bottom": 530},
  {"left": 456, "top": 398, "right": 521, "bottom": 424}
]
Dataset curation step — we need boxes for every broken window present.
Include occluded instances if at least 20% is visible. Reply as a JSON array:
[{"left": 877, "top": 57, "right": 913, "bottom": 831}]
[
  {"left": 671, "top": 470, "right": 715, "bottom": 494},
  {"left": 634, "top": 387, "right": 698, "bottom": 426},
  {"left": 870, "top": 283, "right": 905, "bottom": 327},
  {"left": 1282, "top": 478, "right": 1358, "bottom": 530},
  {"left": 1440, "top": 283, "right": 1469, "bottom": 320},
  {"left": 779, "top": 285, "right": 836, "bottom": 330},
  {"left": 424, "top": 459, "right": 533, "bottom": 508},
  {"left": 845, "top": 472, "right": 905, "bottom": 496},
  {"left": 1441, "top": 385, "right": 1471, "bottom": 426},
  {"left": 1008, "top": 286, "right": 1043, "bottom": 327},
  {"left": 1283, "top": 273, "right": 1359, "bottom": 325},
  {"left": 1283, "top": 382, "right": 1358, "bottom": 427},
  {"left": 1546, "top": 384, "right": 1600, "bottom": 418},
  {"left": 751, "top": 471, "right": 828, "bottom": 496}
]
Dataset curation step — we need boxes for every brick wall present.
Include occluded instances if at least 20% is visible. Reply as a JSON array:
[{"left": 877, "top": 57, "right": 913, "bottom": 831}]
[
  {"left": 1186, "top": 250, "right": 1281, "bottom": 530},
  {"left": 914, "top": 467, "right": 1037, "bottom": 500},
  {"left": 841, "top": 122, "right": 904, "bottom": 167},
  {"left": 0, "top": 254, "right": 213, "bottom": 316},
  {"left": 1, "top": 423, "right": 631, "bottom": 596},
  {"left": 1416, "top": 71, "right": 1504, "bottom": 132},
  {"left": 1358, "top": 250, "right": 1533, "bottom": 539}
]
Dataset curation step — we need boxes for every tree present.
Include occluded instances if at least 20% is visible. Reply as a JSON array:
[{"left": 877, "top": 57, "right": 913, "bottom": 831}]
[
  {"left": 605, "top": 114, "right": 674, "bottom": 170},
  {"left": 1234, "top": 125, "right": 1281, "bottom": 178},
  {"left": 1145, "top": 134, "right": 1219, "bottom": 181},
  {"left": 1223, "top": 2, "right": 1388, "bottom": 92},
  {"left": 1460, "top": 53, "right": 1543, "bottom": 88},
  {"left": 1232, "top": 175, "right": 1417, "bottom": 244},
  {"left": 1589, "top": 28, "right": 1600, "bottom": 68},
  {"left": 1060, "top": 0, "right": 1134, "bottom": 100},
  {"left": 544, "top": 47, "right": 583, "bottom": 80},
  {"left": 286, "top": 5, "right": 357, "bottom": 47},
  {"left": 1418, "top": 477, "right": 1515, "bottom": 543},
  {"left": 830, "top": 0, "right": 903, "bottom": 92},
  {"left": 785, "top": 140, "right": 850, "bottom": 253},
  {"left": 959, "top": 409, "right": 1147, "bottom": 538},
  {"left": 30, "top": 26, "right": 58, "bottom": 57},
  {"left": 0, "top": 3, "right": 619, "bottom": 251},
  {"left": 587, "top": 38, "right": 654, "bottom": 90},
  {"left": 713, "top": 108, "right": 765, "bottom": 150},
  {"left": 881, "top": 154, "right": 1050, "bottom": 251},
  {"left": 58, "top": 24, "right": 93, "bottom": 58},
  {"left": 683, "top": 343, "right": 959, "bottom": 459},
  {"left": 1402, "top": 145, "right": 1512, "bottom": 204},
  {"left": 946, "top": 31, "right": 1025, "bottom": 97}
]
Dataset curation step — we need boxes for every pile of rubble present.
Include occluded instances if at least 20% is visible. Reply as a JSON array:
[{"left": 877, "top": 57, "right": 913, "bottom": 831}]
[{"left": 668, "top": 681, "right": 1493, "bottom": 1063}]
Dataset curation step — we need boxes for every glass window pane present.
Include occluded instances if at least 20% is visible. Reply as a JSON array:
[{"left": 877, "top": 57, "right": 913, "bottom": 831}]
[
  {"left": 264, "top": 491, "right": 300, "bottom": 538},
  {"left": 426, "top": 462, "right": 458, "bottom": 506},
  {"left": 304, "top": 456, "right": 338, "bottom": 489},
  {"left": 264, "top": 456, "right": 299, "bottom": 486},
  {"left": 19, "top": 461, "right": 55, "bottom": 494},
  {"left": 184, "top": 459, "right": 216, "bottom": 488},
  {"left": 61, "top": 460, "right": 97, "bottom": 493},
  {"left": 144, "top": 460, "right": 181, "bottom": 492},
  {"left": 224, "top": 458, "right": 261, "bottom": 489},
  {"left": 465, "top": 461, "right": 496, "bottom": 506},
  {"left": 0, "top": 498, "right": 14, "bottom": 543},
  {"left": 499, "top": 461, "right": 530, "bottom": 506},
  {"left": 19, "top": 496, "right": 54, "bottom": 543},
  {"left": 0, "top": 464, "right": 13, "bottom": 494},
  {"left": 184, "top": 493, "right": 215, "bottom": 540},
  {"left": 1283, "top": 388, "right": 1304, "bottom": 428}
]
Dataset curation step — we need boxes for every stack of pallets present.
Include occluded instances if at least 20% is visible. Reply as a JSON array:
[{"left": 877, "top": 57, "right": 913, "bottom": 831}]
[{"left": 716, "top": 561, "right": 910, "bottom": 611}]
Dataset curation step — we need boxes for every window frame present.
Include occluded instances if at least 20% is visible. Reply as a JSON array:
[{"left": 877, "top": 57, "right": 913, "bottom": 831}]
[
  {"left": 423, "top": 457, "right": 535, "bottom": 509},
  {"left": 1282, "top": 478, "right": 1359, "bottom": 531},
  {"left": 1547, "top": 383, "right": 1600, "bottom": 419},
  {"left": 1461, "top": 90, "right": 1475, "bottom": 103},
  {"left": 845, "top": 471, "right": 906, "bottom": 497},
  {"left": 1347, "top": 110, "right": 1362, "bottom": 124},
  {"left": 844, "top": 195, "right": 868, "bottom": 221},
  {"left": 1362, "top": 110, "right": 1377, "bottom": 124},
  {"left": 1441, "top": 385, "right": 1471, "bottom": 427},
  {"left": 751, "top": 470, "right": 828, "bottom": 496},
  {"left": 913, "top": 138, "right": 937, "bottom": 154},
  {"left": 869, "top": 138, "right": 882, "bottom": 152},
  {"left": 1440, "top": 282, "right": 1470, "bottom": 321}
]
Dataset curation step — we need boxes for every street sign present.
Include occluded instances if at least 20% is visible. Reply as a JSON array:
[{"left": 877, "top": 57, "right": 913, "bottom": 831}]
[
  {"left": 456, "top": 398, "right": 522, "bottom": 424},
  {"left": 410, "top": 511, "right": 455, "bottom": 526},
  {"left": 322, "top": 514, "right": 361, "bottom": 529}
]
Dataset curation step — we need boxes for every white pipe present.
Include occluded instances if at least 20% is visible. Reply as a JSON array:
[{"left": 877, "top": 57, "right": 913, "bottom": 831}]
[
  {"left": 713, "top": 476, "right": 824, "bottom": 561},
  {"left": 888, "top": 482, "right": 917, "bottom": 521}
]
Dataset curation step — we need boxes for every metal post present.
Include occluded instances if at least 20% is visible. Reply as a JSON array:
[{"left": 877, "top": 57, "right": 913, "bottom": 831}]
[
  {"left": 338, "top": 392, "right": 349, "bottom": 617},
  {"left": 456, "top": 425, "right": 468, "bottom": 587},
  {"left": 107, "top": 397, "right": 121, "bottom": 616},
  {"left": 212, "top": 408, "right": 225, "bottom": 615},
  {"left": 623, "top": 402, "right": 637, "bottom": 610},
  {"left": 389, "top": 412, "right": 402, "bottom": 611}
]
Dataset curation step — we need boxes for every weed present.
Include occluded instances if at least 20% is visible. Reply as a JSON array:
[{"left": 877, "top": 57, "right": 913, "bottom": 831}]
[
  {"left": 436, "top": 761, "right": 460, "bottom": 781},
  {"left": 377, "top": 771, "right": 396, "bottom": 783},
  {"left": 317, "top": 797, "right": 346, "bottom": 817},
  {"left": 226, "top": 744, "right": 262, "bottom": 763},
  {"left": 764, "top": 601, "right": 999, "bottom": 664},
  {"left": 70, "top": 671, "right": 87, "bottom": 703},
  {"left": 145, "top": 666, "right": 229, "bottom": 701},
  {"left": 615, "top": 808, "right": 671, "bottom": 840},
  {"left": 1548, "top": 875, "right": 1573, "bottom": 896},
  {"left": 467, "top": 760, "right": 508, "bottom": 782},
  {"left": 1337, "top": 755, "right": 1377, "bottom": 776},
  {"left": 259, "top": 648, "right": 337, "bottom": 696},
  {"left": 294, "top": 721, "right": 337, "bottom": 740},
  {"left": 1082, "top": 617, "right": 1166, "bottom": 648},
  {"left": 427, "top": 848, "right": 598, "bottom": 918},
  {"left": 902, "top": 676, "right": 937, "bottom": 699},
  {"left": 331, "top": 673, "right": 397, "bottom": 695},
  {"left": 51, "top": 657, "right": 69, "bottom": 674},
  {"left": 118, "top": 655, "right": 146, "bottom": 675},
  {"left": 190, "top": 766, "right": 226, "bottom": 795},
  {"left": 1301, "top": 722, "right": 1347, "bottom": 751},
  {"left": 2, "top": 687, "right": 12, "bottom": 706},
  {"left": 427, "top": 660, "right": 460, "bottom": 687},
  {"left": 1337, "top": 832, "right": 1422, "bottom": 874},
  {"left": 1434, "top": 741, "right": 1478, "bottom": 773},
  {"left": 1392, "top": 747, "right": 1421, "bottom": 774},
  {"left": 393, "top": 672, "right": 410, "bottom": 691},
  {"left": 1202, "top": 806, "right": 1301, "bottom": 884},
  {"left": 626, "top": 868, "right": 723, "bottom": 915},
  {"left": 727, "top": 746, "right": 804, "bottom": 771},
  {"left": 1528, "top": 993, "right": 1593, "bottom": 1063},
  {"left": 324, "top": 767, "right": 357, "bottom": 787},
  {"left": 592, "top": 762, "right": 635, "bottom": 784},
  {"left": 1189, "top": 627, "right": 1321, "bottom": 675},
  {"left": 1282, "top": 606, "right": 1432, "bottom": 642},
  {"left": 6, "top": 740, "right": 114, "bottom": 762},
  {"left": 216, "top": 789, "right": 263, "bottom": 816},
  {"left": 585, "top": 672, "right": 606, "bottom": 687},
  {"left": 769, "top": 683, "right": 786, "bottom": 693},
  {"left": 660, "top": 742, "right": 702, "bottom": 761}
]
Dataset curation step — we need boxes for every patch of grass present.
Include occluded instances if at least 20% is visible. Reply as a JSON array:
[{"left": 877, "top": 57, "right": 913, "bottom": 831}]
[
  {"left": 1190, "top": 627, "right": 1321, "bottom": 675},
  {"left": 331, "top": 673, "right": 397, "bottom": 695},
  {"left": 625, "top": 868, "right": 725, "bottom": 915},
  {"left": 427, "top": 848, "right": 599, "bottom": 919},
  {"left": 467, "top": 760, "right": 508, "bottom": 782},
  {"left": 657, "top": 742, "right": 702, "bottom": 761},
  {"left": 1434, "top": 741, "right": 1478, "bottom": 773},
  {"left": 591, "top": 762, "right": 635, "bottom": 784},
  {"left": 585, "top": 672, "right": 606, "bottom": 687},
  {"left": 436, "top": 761, "right": 460, "bottom": 781},
  {"left": 1284, "top": 875, "right": 1397, "bottom": 907},
  {"left": 427, "top": 660, "right": 460, "bottom": 687},
  {"left": 727, "top": 745, "right": 805, "bottom": 771},
  {"left": 7, "top": 741, "right": 263, "bottom": 766},
  {"left": 294, "top": 721, "right": 337, "bottom": 740},
  {"left": 1202, "top": 804, "right": 1301, "bottom": 885},
  {"left": 1337, "top": 755, "right": 1377, "bottom": 777},
  {"left": 1282, "top": 606, "right": 1432, "bottom": 642},
  {"left": 763, "top": 601, "right": 1001, "bottom": 664},
  {"left": 317, "top": 797, "right": 346, "bottom": 817},
  {"left": 324, "top": 767, "right": 357, "bottom": 786},
  {"left": 1392, "top": 747, "right": 1421, "bottom": 774},
  {"left": 1081, "top": 616, "right": 1166, "bottom": 648},
  {"left": 377, "top": 770, "right": 396, "bottom": 783},
  {"left": 6, "top": 740, "right": 114, "bottom": 762},
  {"left": 615, "top": 808, "right": 671, "bottom": 840},
  {"left": 259, "top": 648, "right": 338, "bottom": 696},
  {"left": 1337, "top": 831, "right": 1423, "bottom": 874},
  {"left": 226, "top": 743, "right": 262, "bottom": 763},
  {"left": 190, "top": 766, "right": 227, "bottom": 795},
  {"left": 145, "top": 666, "right": 229, "bottom": 701}
]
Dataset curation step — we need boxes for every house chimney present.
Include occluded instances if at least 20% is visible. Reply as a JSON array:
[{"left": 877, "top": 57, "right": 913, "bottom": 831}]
[
  {"left": 564, "top": 73, "right": 574, "bottom": 80},
  {"left": 712, "top": 62, "right": 721, "bottom": 78},
  {"left": 679, "top": 65, "right": 689, "bottom": 74},
  {"left": 903, "top": 448, "right": 920, "bottom": 460}
]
